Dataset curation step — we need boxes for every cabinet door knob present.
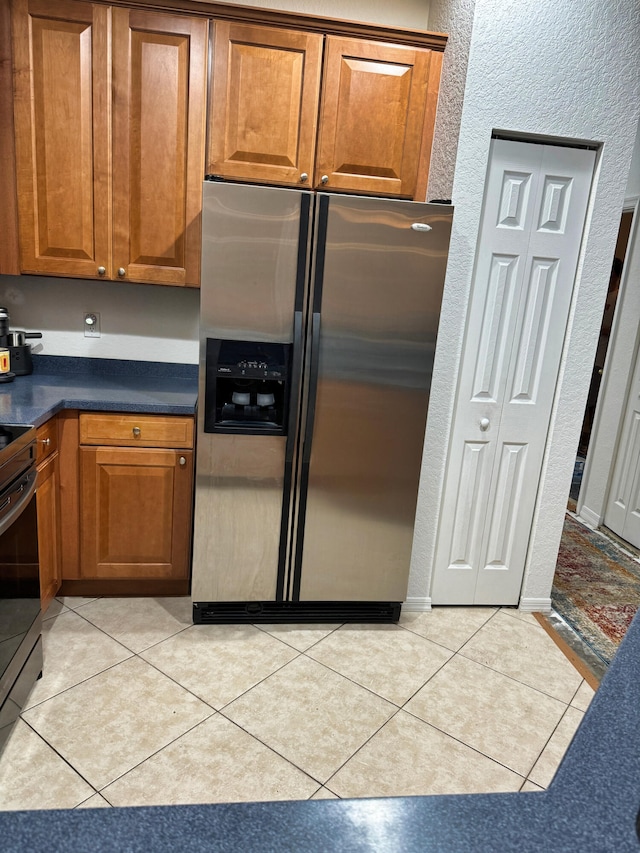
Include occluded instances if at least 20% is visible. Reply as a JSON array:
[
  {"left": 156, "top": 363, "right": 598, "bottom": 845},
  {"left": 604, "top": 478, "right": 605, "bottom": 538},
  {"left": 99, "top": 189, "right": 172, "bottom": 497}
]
[
  {"left": 479, "top": 417, "right": 490, "bottom": 431},
  {"left": 300, "top": 173, "right": 308, "bottom": 183},
  {"left": 97, "top": 266, "right": 106, "bottom": 276},
  {"left": 321, "top": 175, "right": 329, "bottom": 184},
  {"left": 117, "top": 267, "right": 126, "bottom": 277},
  {"left": 40, "top": 437, "right": 51, "bottom": 447},
  {"left": 178, "top": 456, "right": 186, "bottom": 467},
  {"left": 132, "top": 426, "right": 141, "bottom": 438}
]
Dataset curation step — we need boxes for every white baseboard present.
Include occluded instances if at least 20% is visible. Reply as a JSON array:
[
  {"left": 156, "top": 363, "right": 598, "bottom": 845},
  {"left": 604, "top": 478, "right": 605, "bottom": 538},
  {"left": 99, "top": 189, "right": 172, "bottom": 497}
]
[
  {"left": 518, "top": 596, "right": 552, "bottom": 613},
  {"left": 403, "top": 596, "right": 432, "bottom": 612},
  {"left": 577, "top": 505, "right": 600, "bottom": 529}
]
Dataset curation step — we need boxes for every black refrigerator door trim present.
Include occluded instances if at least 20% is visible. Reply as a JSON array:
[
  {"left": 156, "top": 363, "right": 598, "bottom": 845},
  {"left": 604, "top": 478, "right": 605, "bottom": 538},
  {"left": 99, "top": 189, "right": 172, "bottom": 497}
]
[
  {"left": 291, "top": 194, "right": 329, "bottom": 601},
  {"left": 276, "top": 192, "right": 312, "bottom": 601}
]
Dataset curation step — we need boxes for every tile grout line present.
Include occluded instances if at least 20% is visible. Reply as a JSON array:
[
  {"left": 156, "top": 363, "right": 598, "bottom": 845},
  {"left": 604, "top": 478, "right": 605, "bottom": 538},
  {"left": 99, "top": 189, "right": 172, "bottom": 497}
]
[{"left": 17, "top": 717, "right": 102, "bottom": 804}]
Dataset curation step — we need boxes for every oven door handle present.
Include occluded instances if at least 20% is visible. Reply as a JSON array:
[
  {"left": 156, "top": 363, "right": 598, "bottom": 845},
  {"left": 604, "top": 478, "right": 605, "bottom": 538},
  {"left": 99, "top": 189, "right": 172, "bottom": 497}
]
[{"left": 0, "top": 468, "right": 37, "bottom": 538}]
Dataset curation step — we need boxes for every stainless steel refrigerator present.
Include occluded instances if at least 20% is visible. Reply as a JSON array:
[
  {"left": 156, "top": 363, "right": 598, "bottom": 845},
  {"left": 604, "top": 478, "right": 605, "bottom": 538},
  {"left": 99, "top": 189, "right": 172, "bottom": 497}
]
[{"left": 192, "top": 180, "right": 452, "bottom": 623}]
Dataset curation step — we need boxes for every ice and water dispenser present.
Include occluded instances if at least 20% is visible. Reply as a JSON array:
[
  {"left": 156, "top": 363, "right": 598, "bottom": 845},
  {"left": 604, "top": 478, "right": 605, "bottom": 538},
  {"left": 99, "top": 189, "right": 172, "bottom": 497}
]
[{"left": 204, "top": 339, "right": 291, "bottom": 435}]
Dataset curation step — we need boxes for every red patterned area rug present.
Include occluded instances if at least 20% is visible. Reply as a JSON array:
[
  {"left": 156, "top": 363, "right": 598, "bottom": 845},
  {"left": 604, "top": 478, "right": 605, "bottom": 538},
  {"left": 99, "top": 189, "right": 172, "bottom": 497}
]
[{"left": 552, "top": 513, "right": 640, "bottom": 665}]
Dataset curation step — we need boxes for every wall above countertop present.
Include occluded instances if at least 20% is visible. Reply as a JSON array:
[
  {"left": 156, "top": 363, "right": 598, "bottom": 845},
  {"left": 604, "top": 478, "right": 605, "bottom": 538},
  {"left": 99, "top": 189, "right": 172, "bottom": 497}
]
[{"left": 0, "top": 274, "right": 200, "bottom": 364}]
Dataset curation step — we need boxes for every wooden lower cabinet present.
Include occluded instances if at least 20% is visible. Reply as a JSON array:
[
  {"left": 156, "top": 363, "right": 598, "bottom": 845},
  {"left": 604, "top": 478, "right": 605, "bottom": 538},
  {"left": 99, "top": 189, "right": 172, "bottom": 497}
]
[
  {"left": 79, "top": 446, "right": 193, "bottom": 583},
  {"left": 36, "top": 420, "right": 62, "bottom": 612},
  {"left": 57, "top": 413, "right": 197, "bottom": 595}
]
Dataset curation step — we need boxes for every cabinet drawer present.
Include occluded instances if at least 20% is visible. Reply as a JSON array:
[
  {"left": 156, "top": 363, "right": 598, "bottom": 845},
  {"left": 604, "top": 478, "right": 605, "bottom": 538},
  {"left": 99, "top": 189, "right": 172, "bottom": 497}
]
[
  {"left": 79, "top": 414, "right": 194, "bottom": 449},
  {"left": 36, "top": 418, "right": 58, "bottom": 464}
]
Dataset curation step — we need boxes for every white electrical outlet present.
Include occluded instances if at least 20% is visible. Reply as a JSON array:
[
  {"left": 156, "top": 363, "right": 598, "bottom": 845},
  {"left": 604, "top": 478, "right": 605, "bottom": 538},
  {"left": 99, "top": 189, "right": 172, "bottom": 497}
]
[{"left": 84, "top": 312, "right": 101, "bottom": 337}]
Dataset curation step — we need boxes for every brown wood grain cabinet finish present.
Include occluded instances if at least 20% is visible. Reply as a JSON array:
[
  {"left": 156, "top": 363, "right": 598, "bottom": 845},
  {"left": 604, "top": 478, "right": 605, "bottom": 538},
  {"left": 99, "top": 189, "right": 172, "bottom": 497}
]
[
  {"left": 112, "top": 9, "right": 207, "bottom": 285},
  {"left": 36, "top": 420, "right": 62, "bottom": 611},
  {"left": 12, "top": 0, "right": 111, "bottom": 278},
  {"left": 0, "top": 0, "right": 20, "bottom": 274},
  {"left": 207, "top": 22, "right": 322, "bottom": 186},
  {"left": 315, "top": 37, "right": 435, "bottom": 197},
  {"left": 80, "top": 446, "right": 193, "bottom": 580},
  {"left": 11, "top": 1, "right": 207, "bottom": 285},
  {"left": 79, "top": 413, "right": 194, "bottom": 448}
]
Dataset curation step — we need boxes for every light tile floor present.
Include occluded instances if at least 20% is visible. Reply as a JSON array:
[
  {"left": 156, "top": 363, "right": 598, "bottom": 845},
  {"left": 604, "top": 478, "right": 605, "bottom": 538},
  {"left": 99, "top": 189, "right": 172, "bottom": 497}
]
[{"left": 0, "top": 599, "right": 595, "bottom": 810}]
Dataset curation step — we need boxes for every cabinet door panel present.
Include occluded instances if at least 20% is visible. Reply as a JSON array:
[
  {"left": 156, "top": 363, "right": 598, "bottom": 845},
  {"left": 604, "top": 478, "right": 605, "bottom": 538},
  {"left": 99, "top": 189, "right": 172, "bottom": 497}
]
[
  {"left": 80, "top": 447, "right": 193, "bottom": 579},
  {"left": 37, "top": 450, "right": 62, "bottom": 612},
  {"left": 207, "top": 22, "right": 322, "bottom": 185},
  {"left": 112, "top": 10, "right": 207, "bottom": 286},
  {"left": 12, "top": 0, "right": 110, "bottom": 277},
  {"left": 315, "top": 37, "right": 431, "bottom": 197}
]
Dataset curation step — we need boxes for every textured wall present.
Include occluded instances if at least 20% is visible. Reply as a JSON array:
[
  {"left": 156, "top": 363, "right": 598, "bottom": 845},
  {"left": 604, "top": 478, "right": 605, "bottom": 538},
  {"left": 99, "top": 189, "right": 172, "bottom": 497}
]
[
  {"left": 408, "top": 0, "right": 640, "bottom": 606},
  {"left": 425, "top": 0, "right": 475, "bottom": 202}
]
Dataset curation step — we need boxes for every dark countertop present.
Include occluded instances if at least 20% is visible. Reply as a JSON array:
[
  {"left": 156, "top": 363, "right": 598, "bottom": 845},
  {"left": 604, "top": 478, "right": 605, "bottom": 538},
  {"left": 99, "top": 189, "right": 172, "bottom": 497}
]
[
  {"left": 1, "top": 610, "right": 639, "bottom": 851},
  {"left": 0, "top": 356, "right": 198, "bottom": 426}
]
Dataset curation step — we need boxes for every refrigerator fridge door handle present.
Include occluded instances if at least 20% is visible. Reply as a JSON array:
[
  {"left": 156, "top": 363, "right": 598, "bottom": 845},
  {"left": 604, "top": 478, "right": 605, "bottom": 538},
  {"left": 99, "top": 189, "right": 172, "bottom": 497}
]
[
  {"left": 291, "top": 310, "right": 321, "bottom": 600},
  {"left": 276, "top": 193, "right": 312, "bottom": 600}
]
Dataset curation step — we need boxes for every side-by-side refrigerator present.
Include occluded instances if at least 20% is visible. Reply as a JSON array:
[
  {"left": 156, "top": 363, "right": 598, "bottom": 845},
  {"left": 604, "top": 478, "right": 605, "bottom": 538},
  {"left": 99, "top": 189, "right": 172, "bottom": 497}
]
[{"left": 192, "top": 180, "right": 453, "bottom": 623}]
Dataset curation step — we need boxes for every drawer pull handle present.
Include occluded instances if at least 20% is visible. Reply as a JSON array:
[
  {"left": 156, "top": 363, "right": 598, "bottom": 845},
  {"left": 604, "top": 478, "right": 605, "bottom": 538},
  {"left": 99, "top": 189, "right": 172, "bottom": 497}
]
[
  {"left": 40, "top": 437, "right": 51, "bottom": 447},
  {"left": 132, "top": 427, "right": 141, "bottom": 438},
  {"left": 178, "top": 456, "right": 186, "bottom": 467}
]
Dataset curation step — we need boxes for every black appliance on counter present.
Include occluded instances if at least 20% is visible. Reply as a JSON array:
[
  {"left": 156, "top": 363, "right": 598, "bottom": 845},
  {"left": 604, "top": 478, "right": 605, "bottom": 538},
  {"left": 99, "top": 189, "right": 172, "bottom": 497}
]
[
  {"left": 0, "top": 307, "right": 42, "bottom": 376},
  {"left": 0, "top": 425, "right": 42, "bottom": 754}
]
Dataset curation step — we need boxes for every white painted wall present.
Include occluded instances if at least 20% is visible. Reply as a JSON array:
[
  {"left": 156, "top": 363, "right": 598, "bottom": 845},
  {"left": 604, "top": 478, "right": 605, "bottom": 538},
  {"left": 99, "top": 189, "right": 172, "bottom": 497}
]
[
  {"left": 0, "top": 275, "right": 200, "bottom": 364},
  {"left": 227, "top": 0, "right": 431, "bottom": 29},
  {"left": 577, "top": 117, "right": 640, "bottom": 528},
  {"left": 408, "top": 0, "right": 640, "bottom": 608}
]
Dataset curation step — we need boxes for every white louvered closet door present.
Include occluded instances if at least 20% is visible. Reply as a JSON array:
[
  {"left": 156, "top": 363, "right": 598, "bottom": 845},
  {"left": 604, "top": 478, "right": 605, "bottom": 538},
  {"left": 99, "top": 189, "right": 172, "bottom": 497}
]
[{"left": 431, "top": 138, "right": 595, "bottom": 605}]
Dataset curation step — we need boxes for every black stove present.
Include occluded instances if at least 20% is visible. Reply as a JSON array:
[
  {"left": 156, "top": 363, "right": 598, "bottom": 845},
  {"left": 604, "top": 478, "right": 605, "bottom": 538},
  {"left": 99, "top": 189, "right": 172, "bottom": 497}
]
[{"left": 0, "top": 424, "right": 41, "bottom": 755}]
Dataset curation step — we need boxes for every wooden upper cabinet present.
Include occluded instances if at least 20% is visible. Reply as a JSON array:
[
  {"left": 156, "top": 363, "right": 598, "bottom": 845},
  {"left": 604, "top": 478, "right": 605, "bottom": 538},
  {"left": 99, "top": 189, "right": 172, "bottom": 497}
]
[
  {"left": 112, "top": 9, "right": 207, "bottom": 286},
  {"left": 315, "top": 37, "right": 437, "bottom": 198},
  {"left": 207, "top": 22, "right": 323, "bottom": 186},
  {"left": 12, "top": 0, "right": 111, "bottom": 278},
  {"left": 11, "top": 1, "right": 207, "bottom": 285}
]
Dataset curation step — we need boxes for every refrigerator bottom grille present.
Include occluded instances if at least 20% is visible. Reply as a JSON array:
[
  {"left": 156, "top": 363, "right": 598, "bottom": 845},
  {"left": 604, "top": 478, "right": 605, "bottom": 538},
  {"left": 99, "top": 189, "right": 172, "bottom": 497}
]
[{"left": 192, "top": 601, "right": 402, "bottom": 624}]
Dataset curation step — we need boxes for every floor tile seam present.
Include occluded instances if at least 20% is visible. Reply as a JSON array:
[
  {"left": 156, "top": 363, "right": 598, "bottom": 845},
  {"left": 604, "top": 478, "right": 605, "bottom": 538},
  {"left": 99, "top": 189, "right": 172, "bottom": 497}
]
[
  {"left": 16, "top": 717, "right": 100, "bottom": 803},
  {"left": 252, "top": 622, "right": 345, "bottom": 653},
  {"left": 396, "top": 651, "right": 458, "bottom": 710},
  {"left": 92, "top": 708, "right": 220, "bottom": 798},
  {"left": 392, "top": 621, "right": 466, "bottom": 654},
  {"left": 20, "top": 651, "right": 138, "bottom": 715},
  {"left": 395, "top": 622, "right": 459, "bottom": 653},
  {"left": 454, "top": 648, "right": 576, "bottom": 705},
  {"left": 397, "top": 607, "right": 500, "bottom": 652},
  {"left": 301, "top": 635, "right": 456, "bottom": 708},
  {"left": 44, "top": 606, "right": 138, "bottom": 657},
  {"left": 132, "top": 650, "right": 247, "bottom": 713},
  {"left": 207, "top": 649, "right": 306, "bottom": 713},
  {"left": 397, "top": 705, "right": 530, "bottom": 781},
  {"left": 213, "top": 710, "right": 327, "bottom": 787},
  {"left": 526, "top": 702, "right": 585, "bottom": 783},
  {"left": 297, "top": 649, "right": 405, "bottom": 709},
  {"left": 321, "top": 704, "right": 407, "bottom": 792},
  {"left": 74, "top": 792, "right": 109, "bottom": 810},
  {"left": 63, "top": 605, "right": 194, "bottom": 655},
  {"left": 519, "top": 777, "right": 546, "bottom": 793}
]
